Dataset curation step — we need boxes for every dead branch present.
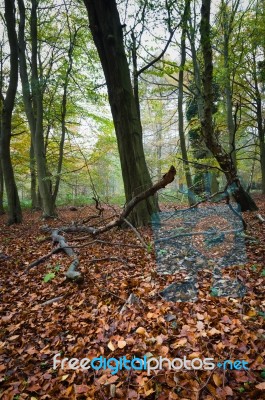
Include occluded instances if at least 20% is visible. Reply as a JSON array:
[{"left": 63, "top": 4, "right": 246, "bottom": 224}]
[
  {"left": 86, "top": 256, "right": 127, "bottom": 264},
  {"left": 256, "top": 213, "right": 265, "bottom": 223},
  {"left": 120, "top": 293, "right": 140, "bottom": 314},
  {"left": 25, "top": 247, "right": 61, "bottom": 272},
  {"left": 68, "top": 237, "right": 143, "bottom": 248},
  {"left": 51, "top": 229, "right": 82, "bottom": 281},
  {"left": 42, "top": 165, "right": 176, "bottom": 236},
  {"left": 40, "top": 296, "right": 65, "bottom": 306},
  {"left": 122, "top": 218, "right": 148, "bottom": 249},
  {"left": 34, "top": 166, "right": 176, "bottom": 283}
]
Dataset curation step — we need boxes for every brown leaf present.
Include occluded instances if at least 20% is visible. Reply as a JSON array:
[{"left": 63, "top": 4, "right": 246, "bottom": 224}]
[
  {"left": 107, "top": 341, "right": 115, "bottom": 351},
  {"left": 117, "top": 340, "right": 126, "bottom": 349},
  {"left": 213, "top": 373, "right": 222, "bottom": 387},
  {"left": 74, "top": 384, "right": 90, "bottom": 394},
  {"left": 136, "top": 327, "right": 147, "bottom": 336},
  {"left": 255, "top": 382, "right": 265, "bottom": 390}
]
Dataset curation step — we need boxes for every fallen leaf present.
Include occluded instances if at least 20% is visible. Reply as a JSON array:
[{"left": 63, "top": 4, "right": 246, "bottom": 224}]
[
  {"left": 108, "top": 341, "right": 115, "bottom": 351},
  {"left": 213, "top": 373, "right": 222, "bottom": 387},
  {"left": 256, "top": 382, "right": 265, "bottom": 390},
  {"left": 117, "top": 340, "right": 126, "bottom": 349},
  {"left": 136, "top": 327, "right": 147, "bottom": 336}
]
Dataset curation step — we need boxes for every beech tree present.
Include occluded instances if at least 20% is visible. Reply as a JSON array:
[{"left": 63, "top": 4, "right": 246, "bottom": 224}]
[
  {"left": 200, "top": 0, "right": 258, "bottom": 211},
  {"left": 82, "top": 0, "right": 158, "bottom": 226},
  {"left": 0, "top": 0, "right": 22, "bottom": 224}
]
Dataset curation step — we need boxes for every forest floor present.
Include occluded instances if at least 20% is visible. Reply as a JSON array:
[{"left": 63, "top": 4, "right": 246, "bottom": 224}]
[{"left": 0, "top": 195, "right": 265, "bottom": 400}]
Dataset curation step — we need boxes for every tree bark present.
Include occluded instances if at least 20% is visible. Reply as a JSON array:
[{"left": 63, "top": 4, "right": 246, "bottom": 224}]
[
  {"left": 178, "top": 0, "right": 195, "bottom": 206},
  {"left": 52, "top": 24, "right": 77, "bottom": 206},
  {"left": 221, "top": 0, "right": 239, "bottom": 171},
  {"left": 18, "top": 0, "right": 54, "bottom": 217},
  {"left": 0, "top": 161, "right": 5, "bottom": 215},
  {"left": 0, "top": 0, "right": 22, "bottom": 224},
  {"left": 83, "top": 0, "right": 158, "bottom": 226},
  {"left": 29, "top": 138, "right": 38, "bottom": 209},
  {"left": 200, "top": 0, "right": 258, "bottom": 211},
  {"left": 253, "top": 61, "right": 265, "bottom": 194}
]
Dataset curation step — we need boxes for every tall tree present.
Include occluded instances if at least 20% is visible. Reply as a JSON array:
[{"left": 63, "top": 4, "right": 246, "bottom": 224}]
[
  {"left": 17, "top": 0, "right": 54, "bottom": 217},
  {"left": 200, "top": 0, "right": 258, "bottom": 211},
  {"left": 83, "top": 0, "right": 157, "bottom": 226},
  {"left": 177, "top": 0, "right": 195, "bottom": 205},
  {"left": 0, "top": 0, "right": 22, "bottom": 224},
  {"left": 0, "top": 161, "right": 4, "bottom": 215},
  {"left": 219, "top": 0, "right": 240, "bottom": 171}
]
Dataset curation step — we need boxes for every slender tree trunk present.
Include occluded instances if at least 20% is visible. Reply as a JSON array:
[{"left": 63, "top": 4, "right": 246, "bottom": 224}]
[
  {"left": 0, "top": 0, "right": 22, "bottom": 225},
  {"left": 188, "top": 13, "right": 204, "bottom": 120},
  {"left": 17, "top": 0, "right": 54, "bottom": 217},
  {"left": 178, "top": 0, "right": 195, "bottom": 206},
  {"left": 52, "top": 25, "right": 77, "bottom": 206},
  {"left": 0, "top": 161, "right": 5, "bottom": 215},
  {"left": 188, "top": 7, "right": 216, "bottom": 195},
  {"left": 131, "top": 31, "right": 141, "bottom": 121},
  {"left": 30, "top": 0, "right": 54, "bottom": 217},
  {"left": 254, "top": 66, "right": 265, "bottom": 194},
  {"left": 200, "top": 0, "right": 258, "bottom": 211},
  {"left": 222, "top": 0, "right": 239, "bottom": 171},
  {"left": 30, "top": 139, "right": 38, "bottom": 209},
  {"left": 83, "top": 0, "right": 157, "bottom": 226}
]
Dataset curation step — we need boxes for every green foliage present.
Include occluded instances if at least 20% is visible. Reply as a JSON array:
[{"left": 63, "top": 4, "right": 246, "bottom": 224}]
[
  {"left": 43, "top": 272, "right": 56, "bottom": 283},
  {"left": 43, "top": 264, "right": 61, "bottom": 282},
  {"left": 147, "top": 242, "right": 153, "bottom": 254}
]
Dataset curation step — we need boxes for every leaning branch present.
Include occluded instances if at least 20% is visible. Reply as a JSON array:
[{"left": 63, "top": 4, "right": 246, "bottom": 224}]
[
  {"left": 34, "top": 166, "right": 176, "bottom": 283},
  {"left": 42, "top": 165, "right": 176, "bottom": 236}
]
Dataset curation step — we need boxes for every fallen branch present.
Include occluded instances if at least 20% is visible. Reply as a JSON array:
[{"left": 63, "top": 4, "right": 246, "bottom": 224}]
[
  {"left": 69, "top": 238, "right": 143, "bottom": 248},
  {"left": 25, "top": 247, "right": 61, "bottom": 272},
  {"left": 41, "top": 165, "right": 176, "bottom": 237},
  {"left": 256, "top": 213, "right": 265, "bottom": 223},
  {"left": 122, "top": 218, "right": 148, "bottom": 249},
  {"left": 120, "top": 293, "right": 140, "bottom": 314},
  {"left": 86, "top": 256, "right": 127, "bottom": 264},
  {"left": 34, "top": 167, "right": 176, "bottom": 283},
  {"left": 40, "top": 296, "right": 64, "bottom": 306},
  {"left": 51, "top": 229, "right": 82, "bottom": 281}
]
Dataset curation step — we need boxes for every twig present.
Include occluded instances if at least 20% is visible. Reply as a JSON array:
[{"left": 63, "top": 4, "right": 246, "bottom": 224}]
[
  {"left": 256, "top": 213, "right": 265, "bottom": 223},
  {"left": 40, "top": 296, "right": 64, "bottom": 306},
  {"left": 122, "top": 218, "right": 148, "bottom": 249},
  {"left": 86, "top": 256, "right": 127, "bottom": 265},
  {"left": 176, "top": 157, "right": 226, "bottom": 173},
  {"left": 64, "top": 238, "right": 143, "bottom": 249}
]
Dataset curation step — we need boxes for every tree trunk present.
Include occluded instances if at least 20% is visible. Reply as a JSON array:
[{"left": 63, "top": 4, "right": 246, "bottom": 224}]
[
  {"left": 30, "top": 0, "right": 54, "bottom": 217},
  {"left": 18, "top": 0, "right": 54, "bottom": 217},
  {"left": 200, "top": 0, "right": 258, "bottom": 211},
  {"left": 83, "top": 0, "right": 157, "bottom": 226},
  {"left": 52, "top": 24, "right": 77, "bottom": 207},
  {"left": 0, "top": 159, "right": 5, "bottom": 215},
  {"left": 222, "top": 0, "right": 239, "bottom": 171},
  {"left": 178, "top": 0, "right": 195, "bottom": 206},
  {"left": 0, "top": 0, "right": 22, "bottom": 224},
  {"left": 254, "top": 69, "right": 265, "bottom": 194},
  {"left": 30, "top": 139, "right": 38, "bottom": 209}
]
